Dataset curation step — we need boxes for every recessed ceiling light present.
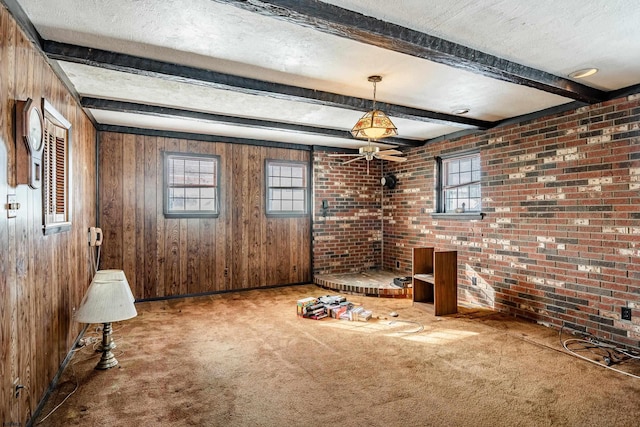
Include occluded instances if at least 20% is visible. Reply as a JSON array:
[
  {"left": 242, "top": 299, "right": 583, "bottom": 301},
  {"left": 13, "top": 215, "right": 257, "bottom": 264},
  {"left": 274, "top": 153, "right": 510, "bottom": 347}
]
[
  {"left": 452, "top": 107, "right": 470, "bottom": 115},
  {"left": 568, "top": 68, "right": 598, "bottom": 79}
]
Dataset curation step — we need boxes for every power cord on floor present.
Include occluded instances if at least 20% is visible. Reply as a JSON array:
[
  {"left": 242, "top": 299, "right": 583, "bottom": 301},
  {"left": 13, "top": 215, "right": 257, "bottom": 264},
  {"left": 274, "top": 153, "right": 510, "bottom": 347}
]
[
  {"left": 559, "top": 326, "right": 640, "bottom": 380},
  {"left": 36, "top": 353, "right": 80, "bottom": 424},
  {"left": 35, "top": 324, "right": 130, "bottom": 424}
]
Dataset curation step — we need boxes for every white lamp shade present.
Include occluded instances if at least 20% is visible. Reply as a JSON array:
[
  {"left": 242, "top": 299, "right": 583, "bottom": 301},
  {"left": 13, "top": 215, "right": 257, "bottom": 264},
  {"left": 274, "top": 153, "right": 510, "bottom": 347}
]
[
  {"left": 94, "top": 269, "right": 135, "bottom": 302},
  {"left": 75, "top": 278, "right": 137, "bottom": 324}
]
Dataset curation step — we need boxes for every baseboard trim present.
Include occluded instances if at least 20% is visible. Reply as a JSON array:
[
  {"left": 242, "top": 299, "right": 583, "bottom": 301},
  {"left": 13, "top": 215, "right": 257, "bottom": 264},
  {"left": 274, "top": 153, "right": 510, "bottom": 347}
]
[
  {"left": 27, "top": 324, "right": 89, "bottom": 427},
  {"left": 135, "top": 281, "right": 313, "bottom": 303}
]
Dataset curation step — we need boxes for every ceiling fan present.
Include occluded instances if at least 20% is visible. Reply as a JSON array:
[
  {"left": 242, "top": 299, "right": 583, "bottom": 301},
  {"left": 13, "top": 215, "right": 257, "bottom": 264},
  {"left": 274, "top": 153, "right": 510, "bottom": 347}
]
[
  {"left": 328, "top": 142, "right": 407, "bottom": 165},
  {"left": 328, "top": 75, "right": 406, "bottom": 169}
]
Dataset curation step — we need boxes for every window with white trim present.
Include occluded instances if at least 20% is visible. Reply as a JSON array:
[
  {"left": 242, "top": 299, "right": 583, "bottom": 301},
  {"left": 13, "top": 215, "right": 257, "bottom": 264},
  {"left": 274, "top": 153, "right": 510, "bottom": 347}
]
[
  {"left": 438, "top": 151, "right": 482, "bottom": 213},
  {"left": 266, "top": 160, "right": 308, "bottom": 216},
  {"left": 163, "top": 152, "right": 220, "bottom": 218},
  {"left": 43, "top": 100, "right": 71, "bottom": 234}
]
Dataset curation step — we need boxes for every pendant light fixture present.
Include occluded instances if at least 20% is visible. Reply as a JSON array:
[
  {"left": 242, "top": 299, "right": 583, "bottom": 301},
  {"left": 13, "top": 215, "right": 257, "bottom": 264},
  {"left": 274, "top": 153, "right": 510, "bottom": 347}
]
[{"left": 351, "top": 75, "right": 398, "bottom": 140}]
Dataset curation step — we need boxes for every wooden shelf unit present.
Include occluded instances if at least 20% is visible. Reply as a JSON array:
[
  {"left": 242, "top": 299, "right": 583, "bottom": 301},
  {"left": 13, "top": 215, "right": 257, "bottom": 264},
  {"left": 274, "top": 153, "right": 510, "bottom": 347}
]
[{"left": 412, "top": 247, "right": 458, "bottom": 316}]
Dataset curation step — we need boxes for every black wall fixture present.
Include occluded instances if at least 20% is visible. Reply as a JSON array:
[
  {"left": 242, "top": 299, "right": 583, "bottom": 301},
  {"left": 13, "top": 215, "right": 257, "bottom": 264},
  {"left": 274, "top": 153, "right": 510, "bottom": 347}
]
[
  {"left": 321, "top": 199, "right": 329, "bottom": 216},
  {"left": 381, "top": 174, "right": 397, "bottom": 189}
]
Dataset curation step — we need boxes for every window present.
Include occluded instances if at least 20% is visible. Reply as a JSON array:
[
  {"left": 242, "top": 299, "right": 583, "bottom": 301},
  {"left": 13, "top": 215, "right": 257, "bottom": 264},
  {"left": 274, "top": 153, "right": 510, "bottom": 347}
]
[
  {"left": 164, "top": 152, "right": 220, "bottom": 218},
  {"left": 43, "top": 100, "right": 71, "bottom": 234},
  {"left": 266, "top": 160, "right": 308, "bottom": 216},
  {"left": 436, "top": 151, "right": 482, "bottom": 215}
]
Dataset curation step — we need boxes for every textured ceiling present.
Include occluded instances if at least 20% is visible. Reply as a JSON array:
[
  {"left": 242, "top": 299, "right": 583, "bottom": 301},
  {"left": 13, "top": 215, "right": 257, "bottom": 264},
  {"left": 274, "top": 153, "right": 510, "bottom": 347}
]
[{"left": 10, "top": 0, "right": 640, "bottom": 150}]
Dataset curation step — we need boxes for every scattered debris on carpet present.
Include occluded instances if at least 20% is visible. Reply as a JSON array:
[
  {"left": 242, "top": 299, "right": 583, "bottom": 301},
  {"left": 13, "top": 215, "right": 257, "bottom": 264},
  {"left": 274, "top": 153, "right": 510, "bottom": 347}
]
[{"left": 297, "top": 295, "right": 372, "bottom": 321}]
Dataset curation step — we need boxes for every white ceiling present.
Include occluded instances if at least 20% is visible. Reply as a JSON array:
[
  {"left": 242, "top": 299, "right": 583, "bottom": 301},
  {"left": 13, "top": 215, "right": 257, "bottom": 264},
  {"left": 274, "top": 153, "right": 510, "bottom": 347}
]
[{"left": 11, "top": 0, "right": 640, "bottom": 149}]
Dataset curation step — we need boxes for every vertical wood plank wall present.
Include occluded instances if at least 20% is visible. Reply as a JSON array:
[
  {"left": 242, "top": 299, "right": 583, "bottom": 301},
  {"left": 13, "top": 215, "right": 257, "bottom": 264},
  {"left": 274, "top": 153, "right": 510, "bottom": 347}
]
[
  {"left": 98, "top": 133, "right": 311, "bottom": 299},
  {"left": 0, "top": 5, "right": 97, "bottom": 424}
]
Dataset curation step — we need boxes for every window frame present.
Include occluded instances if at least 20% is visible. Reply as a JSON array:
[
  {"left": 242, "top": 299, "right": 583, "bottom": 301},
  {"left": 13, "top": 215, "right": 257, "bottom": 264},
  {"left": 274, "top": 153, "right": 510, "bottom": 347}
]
[
  {"left": 163, "top": 151, "right": 221, "bottom": 219},
  {"left": 433, "top": 149, "right": 485, "bottom": 220},
  {"left": 42, "top": 99, "right": 72, "bottom": 235},
  {"left": 265, "top": 159, "right": 309, "bottom": 217}
]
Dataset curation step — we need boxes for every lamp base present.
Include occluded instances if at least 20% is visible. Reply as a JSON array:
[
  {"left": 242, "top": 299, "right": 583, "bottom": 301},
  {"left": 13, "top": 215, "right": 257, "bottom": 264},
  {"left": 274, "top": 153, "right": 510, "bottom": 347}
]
[{"left": 95, "top": 322, "right": 118, "bottom": 370}]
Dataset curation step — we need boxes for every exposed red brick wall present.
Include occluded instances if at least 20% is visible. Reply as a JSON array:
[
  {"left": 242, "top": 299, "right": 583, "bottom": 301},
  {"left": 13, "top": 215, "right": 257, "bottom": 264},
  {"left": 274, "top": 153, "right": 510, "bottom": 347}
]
[
  {"left": 312, "top": 152, "right": 384, "bottom": 274},
  {"left": 382, "top": 94, "right": 640, "bottom": 348}
]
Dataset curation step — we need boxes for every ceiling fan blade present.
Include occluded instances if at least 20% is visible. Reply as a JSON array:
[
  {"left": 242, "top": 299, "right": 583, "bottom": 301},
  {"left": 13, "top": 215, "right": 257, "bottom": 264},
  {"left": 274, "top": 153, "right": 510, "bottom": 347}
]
[
  {"left": 343, "top": 156, "right": 365, "bottom": 164},
  {"left": 327, "top": 153, "right": 362, "bottom": 157},
  {"left": 377, "top": 149, "right": 403, "bottom": 156},
  {"left": 377, "top": 155, "right": 407, "bottom": 162}
]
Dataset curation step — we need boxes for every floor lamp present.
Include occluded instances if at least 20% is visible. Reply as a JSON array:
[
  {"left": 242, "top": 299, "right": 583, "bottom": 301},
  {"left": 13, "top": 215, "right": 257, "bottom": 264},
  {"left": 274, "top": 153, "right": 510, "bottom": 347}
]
[{"left": 75, "top": 274, "right": 137, "bottom": 369}]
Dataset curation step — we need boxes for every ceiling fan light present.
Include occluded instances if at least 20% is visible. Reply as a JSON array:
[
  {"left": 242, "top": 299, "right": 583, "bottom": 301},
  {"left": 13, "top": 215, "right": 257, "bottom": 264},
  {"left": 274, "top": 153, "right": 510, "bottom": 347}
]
[
  {"left": 351, "top": 110, "right": 398, "bottom": 139},
  {"left": 359, "top": 145, "right": 380, "bottom": 155}
]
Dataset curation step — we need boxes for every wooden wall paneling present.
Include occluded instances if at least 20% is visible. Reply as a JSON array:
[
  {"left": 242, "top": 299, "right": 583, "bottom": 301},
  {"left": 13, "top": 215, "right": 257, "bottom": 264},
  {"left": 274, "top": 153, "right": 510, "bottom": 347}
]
[
  {"left": 0, "top": 150, "right": 10, "bottom": 420},
  {"left": 164, "top": 138, "right": 181, "bottom": 296},
  {"left": 99, "top": 132, "right": 123, "bottom": 269},
  {"left": 0, "top": 6, "right": 97, "bottom": 422},
  {"left": 3, "top": 9, "right": 17, "bottom": 186},
  {"left": 199, "top": 215, "right": 213, "bottom": 292},
  {"left": 70, "top": 101, "right": 95, "bottom": 338},
  {"left": 216, "top": 142, "right": 230, "bottom": 292},
  {"left": 187, "top": 219, "right": 199, "bottom": 293},
  {"left": 143, "top": 135, "right": 157, "bottom": 299},
  {"left": 304, "top": 217, "right": 312, "bottom": 281},
  {"left": 56, "top": 230, "right": 70, "bottom": 362},
  {"left": 265, "top": 217, "right": 277, "bottom": 285},
  {"left": 231, "top": 144, "right": 247, "bottom": 290},
  {"left": 134, "top": 134, "right": 146, "bottom": 298},
  {"left": 6, "top": 205, "right": 18, "bottom": 425},
  {"left": 122, "top": 133, "right": 137, "bottom": 291},
  {"left": 295, "top": 148, "right": 311, "bottom": 283},
  {"left": 14, "top": 28, "right": 32, "bottom": 422},
  {"left": 69, "top": 107, "right": 92, "bottom": 340},
  {"left": 247, "top": 146, "right": 263, "bottom": 288},
  {"left": 294, "top": 219, "right": 303, "bottom": 283},
  {"left": 279, "top": 219, "right": 291, "bottom": 284},
  {"left": 265, "top": 150, "right": 277, "bottom": 285},
  {"left": 0, "top": 163, "right": 12, "bottom": 421},
  {"left": 33, "top": 207, "right": 47, "bottom": 425},
  {"left": 0, "top": 8, "right": 16, "bottom": 418},
  {"left": 155, "top": 137, "right": 166, "bottom": 297},
  {"left": 97, "top": 133, "right": 312, "bottom": 298},
  {"left": 270, "top": 219, "right": 287, "bottom": 284},
  {"left": 259, "top": 147, "right": 269, "bottom": 287},
  {"left": 197, "top": 140, "right": 217, "bottom": 292},
  {"left": 224, "top": 142, "right": 234, "bottom": 291},
  {"left": 185, "top": 140, "right": 201, "bottom": 294}
]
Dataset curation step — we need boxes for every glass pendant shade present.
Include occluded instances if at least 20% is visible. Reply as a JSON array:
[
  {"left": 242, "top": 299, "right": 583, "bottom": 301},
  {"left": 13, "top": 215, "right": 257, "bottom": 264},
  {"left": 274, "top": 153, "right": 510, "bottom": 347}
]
[{"left": 350, "top": 109, "right": 398, "bottom": 140}]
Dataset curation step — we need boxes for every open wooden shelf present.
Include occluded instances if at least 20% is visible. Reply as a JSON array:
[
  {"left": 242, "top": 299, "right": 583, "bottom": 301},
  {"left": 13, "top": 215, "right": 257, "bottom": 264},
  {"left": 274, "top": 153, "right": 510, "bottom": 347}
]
[{"left": 412, "top": 247, "right": 458, "bottom": 316}]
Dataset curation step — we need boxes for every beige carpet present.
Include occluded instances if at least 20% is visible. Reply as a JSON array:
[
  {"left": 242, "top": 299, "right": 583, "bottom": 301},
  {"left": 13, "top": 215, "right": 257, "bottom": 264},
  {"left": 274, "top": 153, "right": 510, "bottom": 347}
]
[{"left": 37, "top": 284, "right": 640, "bottom": 426}]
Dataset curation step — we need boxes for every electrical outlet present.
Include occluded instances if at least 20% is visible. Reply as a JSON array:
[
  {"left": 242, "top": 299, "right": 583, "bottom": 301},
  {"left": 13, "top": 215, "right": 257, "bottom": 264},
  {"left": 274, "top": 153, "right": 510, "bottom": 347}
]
[
  {"left": 621, "top": 307, "right": 632, "bottom": 321},
  {"left": 224, "top": 268, "right": 228, "bottom": 278},
  {"left": 293, "top": 265, "right": 297, "bottom": 272},
  {"left": 13, "top": 377, "right": 21, "bottom": 398},
  {"left": 7, "top": 194, "right": 19, "bottom": 218}
]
